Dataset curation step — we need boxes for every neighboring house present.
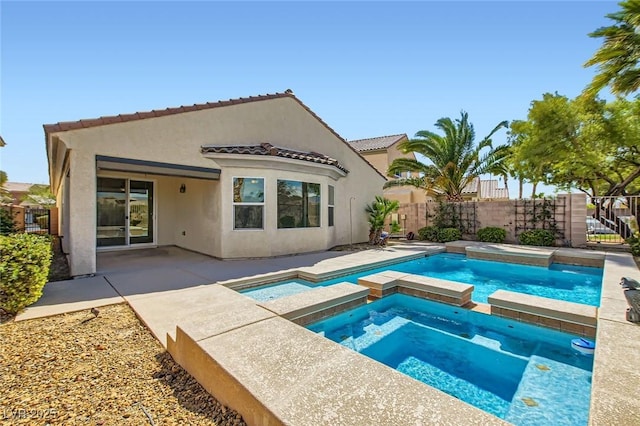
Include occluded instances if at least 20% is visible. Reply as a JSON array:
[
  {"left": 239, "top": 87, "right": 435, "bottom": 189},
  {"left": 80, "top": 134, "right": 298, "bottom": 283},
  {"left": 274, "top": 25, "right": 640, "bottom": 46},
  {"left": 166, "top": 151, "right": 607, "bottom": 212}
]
[
  {"left": 44, "top": 91, "right": 386, "bottom": 277},
  {"left": 4, "top": 182, "right": 36, "bottom": 206},
  {"left": 461, "top": 178, "right": 509, "bottom": 201},
  {"left": 348, "top": 134, "right": 428, "bottom": 203}
]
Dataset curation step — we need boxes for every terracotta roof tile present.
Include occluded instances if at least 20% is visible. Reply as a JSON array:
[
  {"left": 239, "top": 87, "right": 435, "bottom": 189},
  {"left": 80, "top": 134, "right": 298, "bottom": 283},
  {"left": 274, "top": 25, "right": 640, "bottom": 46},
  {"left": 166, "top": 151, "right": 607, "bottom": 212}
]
[
  {"left": 42, "top": 90, "right": 387, "bottom": 181},
  {"left": 201, "top": 143, "right": 349, "bottom": 174},
  {"left": 348, "top": 134, "right": 407, "bottom": 152},
  {"left": 43, "top": 92, "right": 294, "bottom": 135}
]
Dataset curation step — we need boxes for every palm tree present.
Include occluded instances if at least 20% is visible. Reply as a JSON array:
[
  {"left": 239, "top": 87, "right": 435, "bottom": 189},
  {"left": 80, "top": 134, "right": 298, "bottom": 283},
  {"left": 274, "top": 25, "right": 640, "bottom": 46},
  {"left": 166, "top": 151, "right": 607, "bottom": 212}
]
[
  {"left": 584, "top": 0, "right": 640, "bottom": 96},
  {"left": 385, "top": 111, "right": 510, "bottom": 201},
  {"left": 365, "top": 196, "right": 399, "bottom": 244}
]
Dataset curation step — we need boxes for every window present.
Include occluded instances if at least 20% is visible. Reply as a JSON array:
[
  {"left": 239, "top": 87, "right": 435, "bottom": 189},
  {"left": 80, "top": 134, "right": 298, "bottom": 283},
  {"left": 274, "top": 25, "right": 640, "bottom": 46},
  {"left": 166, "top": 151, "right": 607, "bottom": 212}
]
[
  {"left": 233, "top": 177, "right": 264, "bottom": 229},
  {"left": 277, "top": 180, "right": 320, "bottom": 228},
  {"left": 328, "top": 185, "right": 335, "bottom": 227}
]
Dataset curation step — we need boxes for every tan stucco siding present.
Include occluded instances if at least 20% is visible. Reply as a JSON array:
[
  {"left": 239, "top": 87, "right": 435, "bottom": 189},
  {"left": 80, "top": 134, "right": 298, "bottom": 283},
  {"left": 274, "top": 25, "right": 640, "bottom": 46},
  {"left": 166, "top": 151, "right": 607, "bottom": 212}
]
[
  {"left": 67, "top": 149, "right": 97, "bottom": 275},
  {"left": 50, "top": 97, "right": 384, "bottom": 275},
  {"left": 360, "top": 151, "right": 390, "bottom": 177}
]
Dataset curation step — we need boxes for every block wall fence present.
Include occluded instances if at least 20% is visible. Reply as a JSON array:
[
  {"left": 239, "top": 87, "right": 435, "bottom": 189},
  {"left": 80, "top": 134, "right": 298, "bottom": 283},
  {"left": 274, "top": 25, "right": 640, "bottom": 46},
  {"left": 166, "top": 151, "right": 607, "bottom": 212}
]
[{"left": 394, "top": 193, "right": 587, "bottom": 248}]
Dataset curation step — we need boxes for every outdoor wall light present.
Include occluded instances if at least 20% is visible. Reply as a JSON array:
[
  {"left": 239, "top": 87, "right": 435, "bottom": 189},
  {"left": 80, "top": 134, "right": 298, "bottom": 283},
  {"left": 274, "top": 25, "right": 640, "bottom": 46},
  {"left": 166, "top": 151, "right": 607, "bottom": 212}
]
[{"left": 179, "top": 184, "right": 186, "bottom": 193}]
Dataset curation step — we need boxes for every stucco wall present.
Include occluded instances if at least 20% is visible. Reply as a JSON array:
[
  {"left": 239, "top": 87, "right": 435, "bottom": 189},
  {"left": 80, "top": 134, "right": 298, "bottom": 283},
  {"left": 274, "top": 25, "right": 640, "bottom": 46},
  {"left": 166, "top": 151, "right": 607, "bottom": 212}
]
[
  {"left": 397, "top": 194, "right": 588, "bottom": 247},
  {"left": 360, "top": 151, "right": 389, "bottom": 177},
  {"left": 50, "top": 97, "right": 384, "bottom": 275}
]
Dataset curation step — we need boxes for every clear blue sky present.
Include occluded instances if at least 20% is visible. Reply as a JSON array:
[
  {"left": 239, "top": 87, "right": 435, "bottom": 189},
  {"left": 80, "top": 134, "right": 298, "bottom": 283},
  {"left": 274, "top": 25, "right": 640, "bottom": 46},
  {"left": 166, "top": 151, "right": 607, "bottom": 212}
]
[{"left": 0, "top": 0, "right": 617, "bottom": 198}]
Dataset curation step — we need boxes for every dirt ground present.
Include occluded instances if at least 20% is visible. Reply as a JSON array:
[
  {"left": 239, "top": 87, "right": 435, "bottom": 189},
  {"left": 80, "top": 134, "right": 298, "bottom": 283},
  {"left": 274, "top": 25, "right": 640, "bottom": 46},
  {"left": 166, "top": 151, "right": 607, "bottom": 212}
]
[{"left": 0, "top": 304, "right": 244, "bottom": 425}]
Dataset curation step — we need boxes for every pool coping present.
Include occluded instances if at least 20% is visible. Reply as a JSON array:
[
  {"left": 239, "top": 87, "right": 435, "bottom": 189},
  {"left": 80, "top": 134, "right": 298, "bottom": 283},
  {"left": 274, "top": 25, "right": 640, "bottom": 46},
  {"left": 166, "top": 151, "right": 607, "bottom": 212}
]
[{"left": 164, "top": 243, "right": 639, "bottom": 425}]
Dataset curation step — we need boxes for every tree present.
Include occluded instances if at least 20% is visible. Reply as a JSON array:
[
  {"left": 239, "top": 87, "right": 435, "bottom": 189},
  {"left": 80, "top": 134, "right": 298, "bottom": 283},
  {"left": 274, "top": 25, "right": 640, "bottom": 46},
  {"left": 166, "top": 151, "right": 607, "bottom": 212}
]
[
  {"left": 584, "top": 0, "right": 640, "bottom": 96},
  {"left": 0, "top": 171, "right": 11, "bottom": 204},
  {"left": 365, "top": 196, "right": 399, "bottom": 244},
  {"left": 512, "top": 92, "right": 640, "bottom": 197},
  {"left": 385, "top": 111, "right": 510, "bottom": 201},
  {"left": 506, "top": 120, "right": 548, "bottom": 199},
  {"left": 22, "top": 184, "right": 56, "bottom": 208},
  {"left": 512, "top": 92, "right": 640, "bottom": 235}
]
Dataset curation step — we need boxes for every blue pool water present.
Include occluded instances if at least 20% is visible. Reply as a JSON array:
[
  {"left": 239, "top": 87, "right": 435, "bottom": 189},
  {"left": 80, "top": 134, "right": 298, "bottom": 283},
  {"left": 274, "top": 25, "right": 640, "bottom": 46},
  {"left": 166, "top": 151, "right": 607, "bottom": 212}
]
[
  {"left": 307, "top": 294, "right": 594, "bottom": 425},
  {"left": 242, "top": 253, "right": 603, "bottom": 305}
]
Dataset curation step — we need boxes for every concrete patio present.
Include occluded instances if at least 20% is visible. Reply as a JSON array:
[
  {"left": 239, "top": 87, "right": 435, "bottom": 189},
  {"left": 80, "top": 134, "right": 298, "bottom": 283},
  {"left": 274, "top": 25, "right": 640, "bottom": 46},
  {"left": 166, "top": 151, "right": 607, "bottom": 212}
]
[{"left": 13, "top": 242, "right": 640, "bottom": 425}]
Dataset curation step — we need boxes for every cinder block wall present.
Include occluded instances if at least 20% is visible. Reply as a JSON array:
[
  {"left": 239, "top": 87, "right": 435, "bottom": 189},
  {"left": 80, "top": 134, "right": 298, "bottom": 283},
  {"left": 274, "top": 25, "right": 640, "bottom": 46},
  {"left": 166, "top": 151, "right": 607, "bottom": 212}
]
[{"left": 395, "top": 194, "right": 588, "bottom": 247}]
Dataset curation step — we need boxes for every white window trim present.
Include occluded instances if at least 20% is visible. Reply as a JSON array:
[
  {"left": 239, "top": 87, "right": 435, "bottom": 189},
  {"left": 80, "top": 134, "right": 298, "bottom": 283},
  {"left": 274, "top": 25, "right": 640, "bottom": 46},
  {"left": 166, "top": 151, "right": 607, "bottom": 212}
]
[
  {"left": 232, "top": 176, "right": 265, "bottom": 231},
  {"left": 276, "top": 179, "right": 322, "bottom": 229},
  {"left": 328, "top": 185, "right": 335, "bottom": 227}
]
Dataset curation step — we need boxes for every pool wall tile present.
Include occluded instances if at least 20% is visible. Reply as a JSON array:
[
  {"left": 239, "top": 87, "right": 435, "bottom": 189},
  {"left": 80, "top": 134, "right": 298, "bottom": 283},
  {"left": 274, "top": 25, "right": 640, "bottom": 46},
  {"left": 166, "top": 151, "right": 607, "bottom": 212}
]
[{"left": 258, "top": 283, "right": 369, "bottom": 326}]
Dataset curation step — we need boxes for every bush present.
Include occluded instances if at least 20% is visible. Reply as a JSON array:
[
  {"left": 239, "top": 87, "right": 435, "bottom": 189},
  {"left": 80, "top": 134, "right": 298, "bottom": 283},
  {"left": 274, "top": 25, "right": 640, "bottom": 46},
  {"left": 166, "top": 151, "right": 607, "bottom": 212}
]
[
  {"left": 418, "top": 226, "right": 440, "bottom": 242},
  {"left": 35, "top": 214, "right": 49, "bottom": 230},
  {"left": 627, "top": 232, "right": 640, "bottom": 257},
  {"left": 477, "top": 227, "right": 507, "bottom": 243},
  {"left": 0, "top": 233, "right": 53, "bottom": 314},
  {"left": 417, "top": 226, "right": 461, "bottom": 242},
  {"left": 0, "top": 208, "right": 15, "bottom": 235},
  {"left": 438, "top": 228, "right": 462, "bottom": 242},
  {"left": 519, "top": 229, "right": 555, "bottom": 247}
]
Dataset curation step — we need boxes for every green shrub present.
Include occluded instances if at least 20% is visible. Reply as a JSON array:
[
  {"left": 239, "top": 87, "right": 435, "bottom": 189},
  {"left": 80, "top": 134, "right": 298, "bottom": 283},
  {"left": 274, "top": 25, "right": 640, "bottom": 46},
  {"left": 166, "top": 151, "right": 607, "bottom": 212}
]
[
  {"left": 390, "top": 220, "right": 401, "bottom": 233},
  {"left": 519, "top": 229, "right": 555, "bottom": 247},
  {"left": 418, "top": 226, "right": 440, "bottom": 242},
  {"left": 417, "top": 226, "right": 461, "bottom": 242},
  {"left": 438, "top": 228, "right": 462, "bottom": 242},
  {"left": 35, "top": 214, "right": 49, "bottom": 230},
  {"left": 0, "top": 233, "right": 53, "bottom": 314},
  {"left": 477, "top": 227, "right": 507, "bottom": 243},
  {"left": 627, "top": 232, "right": 640, "bottom": 257},
  {"left": 0, "top": 208, "right": 15, "bottom": 235}
]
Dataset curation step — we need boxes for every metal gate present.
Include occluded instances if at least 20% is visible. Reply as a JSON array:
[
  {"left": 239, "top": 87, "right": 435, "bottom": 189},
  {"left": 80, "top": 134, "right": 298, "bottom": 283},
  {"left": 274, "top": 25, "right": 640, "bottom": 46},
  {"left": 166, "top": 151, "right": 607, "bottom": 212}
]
[
  {"left": 23, "top": 207, "right": 51, "bottom": 234},
  {"left": 587, "top": 196, "right": 639, "bottom": 244}
]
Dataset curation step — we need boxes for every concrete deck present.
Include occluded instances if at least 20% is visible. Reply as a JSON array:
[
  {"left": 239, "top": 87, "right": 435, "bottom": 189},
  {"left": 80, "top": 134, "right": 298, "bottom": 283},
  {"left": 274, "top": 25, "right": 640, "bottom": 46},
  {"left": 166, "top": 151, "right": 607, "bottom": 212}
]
[{"left": 12, "top": 242, "right": 640, "bottom": 425}]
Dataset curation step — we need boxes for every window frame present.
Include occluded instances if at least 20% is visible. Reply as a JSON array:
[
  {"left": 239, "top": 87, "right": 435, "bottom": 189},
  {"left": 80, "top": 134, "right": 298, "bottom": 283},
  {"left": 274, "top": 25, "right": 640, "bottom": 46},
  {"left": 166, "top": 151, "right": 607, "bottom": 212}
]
[
  {"left": 328, "top": 185, "right": 335, "bottom": 227},
  {"left": 232, "top": 176, "right": 265, "bottom": 230},
  {"left": 276, "top": 179, "right": 321, "bottom": 229}
]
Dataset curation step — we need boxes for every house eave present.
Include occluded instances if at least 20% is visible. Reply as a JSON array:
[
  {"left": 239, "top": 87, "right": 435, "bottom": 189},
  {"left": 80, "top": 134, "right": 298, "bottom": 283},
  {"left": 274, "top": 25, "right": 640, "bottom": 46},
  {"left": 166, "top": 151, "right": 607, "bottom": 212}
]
[{"left": 202, "top": 153, "right": 348, "bottom": 180}]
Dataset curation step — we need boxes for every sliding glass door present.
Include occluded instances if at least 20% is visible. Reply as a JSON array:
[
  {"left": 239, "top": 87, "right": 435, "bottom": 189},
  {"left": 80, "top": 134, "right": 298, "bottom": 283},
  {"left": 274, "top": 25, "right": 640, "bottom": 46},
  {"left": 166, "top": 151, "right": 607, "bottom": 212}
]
[{"left": 97, "top": 177, "right": 154, "bottom": 247}]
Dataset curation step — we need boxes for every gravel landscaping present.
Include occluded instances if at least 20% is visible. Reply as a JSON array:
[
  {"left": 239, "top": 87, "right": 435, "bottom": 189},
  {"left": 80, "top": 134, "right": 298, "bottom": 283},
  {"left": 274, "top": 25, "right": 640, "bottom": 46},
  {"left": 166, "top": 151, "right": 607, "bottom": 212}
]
[{"left": 0, "top": 303, "right": 245, "bottom": 425}]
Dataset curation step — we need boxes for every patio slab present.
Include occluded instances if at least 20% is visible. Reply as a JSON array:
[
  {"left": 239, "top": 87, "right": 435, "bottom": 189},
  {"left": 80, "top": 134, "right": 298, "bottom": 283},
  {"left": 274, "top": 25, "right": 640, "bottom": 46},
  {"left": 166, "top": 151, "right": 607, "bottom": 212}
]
[
  {"left": 16, "top": 276, "right": 123, "bottom": 321},
  {"left": 127, "top": 284, "right": 266, "bottom": 346},
  {"left": 171, "top": 316, "right": 507, "bottom": 426}
]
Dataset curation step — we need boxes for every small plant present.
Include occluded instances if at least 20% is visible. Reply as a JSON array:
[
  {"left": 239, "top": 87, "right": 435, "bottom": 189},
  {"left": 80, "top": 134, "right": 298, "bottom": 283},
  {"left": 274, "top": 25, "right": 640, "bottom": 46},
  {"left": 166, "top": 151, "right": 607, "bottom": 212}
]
[
  {"left": 390, "top": 220, "right": 401, "bottom": 234},
  {"left": 627, "top": 232, "right": 640, "bottom": 257},
  {"left": 477, "top": 227, "right": 507, "bottom": 243},
  {"left": 0, "top": 208, "right": 15, "bottom": 235},
  {"left": 438, "top": 228, "right": 462, "bottom": 242},
  {"left": 417, "top": 226, "right": 461, "bottom": 242},
  {"left": 365, "top": 196, "right": 399, "bottom": 244},
  {"left": 418, "top": 226, "right": 440, "bottom": 242},
  {"left": 519, "top": 229, "right": 555, "bottom": 247},
  {"left": 0, "top": 233, "right": 53, "bottom": 314}
]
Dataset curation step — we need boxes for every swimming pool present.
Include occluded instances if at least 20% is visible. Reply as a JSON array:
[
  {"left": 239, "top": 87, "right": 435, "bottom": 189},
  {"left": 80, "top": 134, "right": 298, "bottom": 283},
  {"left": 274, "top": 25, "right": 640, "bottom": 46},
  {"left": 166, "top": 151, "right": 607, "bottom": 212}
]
[
  {"left": 241, "top": 253, "right": 603, "bottom": 305},
  {"left": 307, "top": 293, "right": 594, "bottom": 425}
]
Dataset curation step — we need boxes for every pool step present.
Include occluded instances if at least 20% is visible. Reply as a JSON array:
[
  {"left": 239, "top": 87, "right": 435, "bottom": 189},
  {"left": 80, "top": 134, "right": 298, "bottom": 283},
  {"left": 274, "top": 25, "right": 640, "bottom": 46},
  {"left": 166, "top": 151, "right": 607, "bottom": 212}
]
[
  {"left": 444, "top": 241, "right": 605, "bottom": 268},
  {"left": 258, "top": 283, "right": 369, "bottom": 326},
  {"left": 505, "top": 355, "right": 592, "bottom": 426},
  {"left": 488, "top": 290, "right": 597, "bottom": 338}
]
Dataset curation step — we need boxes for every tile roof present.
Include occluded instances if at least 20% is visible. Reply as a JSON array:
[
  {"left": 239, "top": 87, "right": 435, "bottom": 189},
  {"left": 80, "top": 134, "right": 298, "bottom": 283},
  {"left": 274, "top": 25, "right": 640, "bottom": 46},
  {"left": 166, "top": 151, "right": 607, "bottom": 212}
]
[
  {"left": 4, "top": 182, "right": 35, "bottom": 192},
  {"left": 461, "top": 178, "right": 509, "bottom": 199},
  {"left": 461, "top": 177, "right": 480, "bottom": 194},
  {"left": 43, "top": 90, "right": 386, "bottom": 180},
  {"left": 347, "top": 134, "right": 407, "bottom": 152},
  {"left": 201, "top": 143, "right": 349, "bottom": 174},
  {"left": 43, "top": 92, "right": 296, "bottom": 134},
  {"left": 479, "top": 179, "right": 509, "bottom": 199}
]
